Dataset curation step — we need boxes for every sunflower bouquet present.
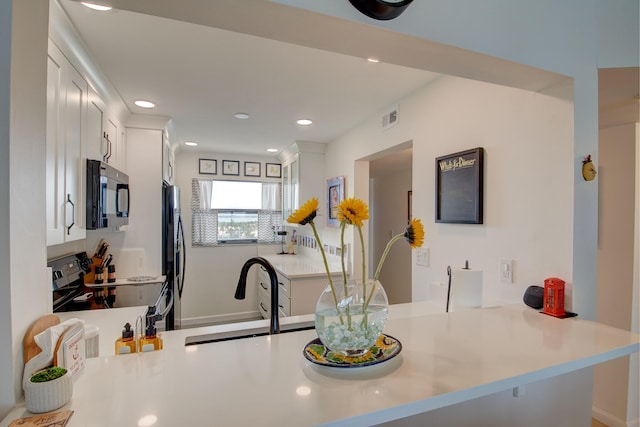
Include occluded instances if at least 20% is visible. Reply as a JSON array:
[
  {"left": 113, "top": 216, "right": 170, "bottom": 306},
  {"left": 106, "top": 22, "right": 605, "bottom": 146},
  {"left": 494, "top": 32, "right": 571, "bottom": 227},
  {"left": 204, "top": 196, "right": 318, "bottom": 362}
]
[{"left": 288, "top": 196, "right": 424, "bottom": 355}]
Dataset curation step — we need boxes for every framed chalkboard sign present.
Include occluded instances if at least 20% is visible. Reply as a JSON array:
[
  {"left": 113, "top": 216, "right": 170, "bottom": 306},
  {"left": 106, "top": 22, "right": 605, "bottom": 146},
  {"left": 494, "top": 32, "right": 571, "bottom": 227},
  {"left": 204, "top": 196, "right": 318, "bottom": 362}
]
[{"left": 435, "top": 147, "right": 484, "bottom": 224}]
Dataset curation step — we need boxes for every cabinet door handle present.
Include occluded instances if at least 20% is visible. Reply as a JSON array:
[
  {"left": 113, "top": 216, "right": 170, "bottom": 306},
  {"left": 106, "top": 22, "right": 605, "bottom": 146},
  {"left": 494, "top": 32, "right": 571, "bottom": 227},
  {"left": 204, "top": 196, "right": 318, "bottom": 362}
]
[
  {"left": 65, "top": 194, "right": 75, "bottom": 235},
  {"left": 260, "top": 282, "right": 268, "bottom": 291},
  {"left": 103, "top": 131, "right": 112, "bottom": 162},
  {"left": 259, "top": 302, "right": 268, "bottom": 313},
  {"left": 278, "top": 281, "right": 286, "bottom": 288}
]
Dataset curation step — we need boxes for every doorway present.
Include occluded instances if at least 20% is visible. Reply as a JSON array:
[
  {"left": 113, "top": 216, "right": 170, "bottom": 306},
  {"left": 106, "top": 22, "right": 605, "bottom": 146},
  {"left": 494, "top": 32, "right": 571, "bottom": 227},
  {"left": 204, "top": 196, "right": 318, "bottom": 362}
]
[{"left": 367, "top": 145, "right": 413, "bottom": 304}]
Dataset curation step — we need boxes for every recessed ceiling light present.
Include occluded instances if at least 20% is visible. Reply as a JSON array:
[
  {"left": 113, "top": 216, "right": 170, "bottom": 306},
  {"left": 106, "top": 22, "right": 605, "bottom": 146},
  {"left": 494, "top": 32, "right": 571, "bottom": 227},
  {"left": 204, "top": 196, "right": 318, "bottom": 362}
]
[
  {"left": 184, "top": 141, "right": 198, "bottom": 147},
  {"left": 134, "top": 100, "right": 156, "bottom": 109},
  {"left": 367, "top": 57, "right": 380, "bottom": 63},
  {"left": 296, "top": 119, "right": 313, "bottom": 126},
  {"left": 266, "top": 148, "right": 278, "bottom": 153},
  {"left": 234, "top": 113, "right": 250, "bottom": 119},
  {"left": 81, "top": 2, "right": 112, "bottom": 11}
]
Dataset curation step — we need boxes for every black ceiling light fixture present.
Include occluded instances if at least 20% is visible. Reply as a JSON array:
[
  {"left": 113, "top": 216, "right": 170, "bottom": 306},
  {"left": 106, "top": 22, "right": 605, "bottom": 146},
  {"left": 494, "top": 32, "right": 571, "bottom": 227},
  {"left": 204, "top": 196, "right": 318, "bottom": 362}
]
[{"left": 348, "top": 0, "right": 414, "bottom": 21}]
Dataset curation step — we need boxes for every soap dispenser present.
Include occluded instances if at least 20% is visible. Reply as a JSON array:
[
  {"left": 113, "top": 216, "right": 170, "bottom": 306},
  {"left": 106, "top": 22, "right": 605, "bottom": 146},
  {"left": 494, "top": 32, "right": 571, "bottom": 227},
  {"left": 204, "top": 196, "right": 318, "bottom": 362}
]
[
  {"left": 138, "top": 306, "right": 163, "bottom": 352},
  {"left": 115, "top": 322, "right": 137, "bottom": 355}
]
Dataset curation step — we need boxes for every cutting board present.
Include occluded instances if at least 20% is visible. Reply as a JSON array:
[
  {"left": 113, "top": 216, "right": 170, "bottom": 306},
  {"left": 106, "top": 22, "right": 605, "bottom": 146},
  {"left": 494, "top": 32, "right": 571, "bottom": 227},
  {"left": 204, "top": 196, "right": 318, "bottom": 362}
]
[{"left": 23, "top": 314, "right": 60, "bottom": 365}]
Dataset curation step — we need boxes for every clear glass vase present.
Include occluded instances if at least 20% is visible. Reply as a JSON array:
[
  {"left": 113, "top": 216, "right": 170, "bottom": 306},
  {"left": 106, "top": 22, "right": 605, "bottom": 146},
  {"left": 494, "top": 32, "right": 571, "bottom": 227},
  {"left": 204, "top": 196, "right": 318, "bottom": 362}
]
[{"left": 314, "top": 279, "right": 389, "bottom": 357}]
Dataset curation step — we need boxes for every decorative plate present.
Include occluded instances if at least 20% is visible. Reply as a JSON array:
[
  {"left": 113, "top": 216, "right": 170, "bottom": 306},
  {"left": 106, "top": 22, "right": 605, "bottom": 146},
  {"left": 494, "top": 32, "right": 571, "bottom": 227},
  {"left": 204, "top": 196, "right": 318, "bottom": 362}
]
[{"left": 303, "top": 334, "right": 402, "bottom": 368}]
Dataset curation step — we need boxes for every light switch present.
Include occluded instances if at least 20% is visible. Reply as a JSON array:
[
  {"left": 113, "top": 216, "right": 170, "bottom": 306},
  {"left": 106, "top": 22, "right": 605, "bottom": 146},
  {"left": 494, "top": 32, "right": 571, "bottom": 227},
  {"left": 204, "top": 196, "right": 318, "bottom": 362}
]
[
  {"left": 416, "top": 248, "right": 429, "bottom": 267},
  {"left": 500, "top": 259, "right": 513, "bottom": 283}
]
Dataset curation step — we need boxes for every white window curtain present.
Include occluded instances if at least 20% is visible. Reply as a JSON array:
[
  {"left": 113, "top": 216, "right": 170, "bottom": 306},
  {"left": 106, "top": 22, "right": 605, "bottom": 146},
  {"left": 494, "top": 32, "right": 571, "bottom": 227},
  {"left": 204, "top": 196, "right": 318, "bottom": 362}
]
[
  {"left": 192, "top": 179, "right": 219, "bottom": 246},
  {"left": 262, "top": 182, "right": 281, "bottom": 211}
]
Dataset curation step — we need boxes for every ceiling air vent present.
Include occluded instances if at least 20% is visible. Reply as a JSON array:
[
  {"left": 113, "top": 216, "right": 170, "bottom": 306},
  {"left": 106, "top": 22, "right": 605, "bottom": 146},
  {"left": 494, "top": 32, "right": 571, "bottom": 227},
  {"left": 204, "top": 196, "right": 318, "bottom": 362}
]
[{"left": 382, "top": 105, "right": 398, "bottom": 130}]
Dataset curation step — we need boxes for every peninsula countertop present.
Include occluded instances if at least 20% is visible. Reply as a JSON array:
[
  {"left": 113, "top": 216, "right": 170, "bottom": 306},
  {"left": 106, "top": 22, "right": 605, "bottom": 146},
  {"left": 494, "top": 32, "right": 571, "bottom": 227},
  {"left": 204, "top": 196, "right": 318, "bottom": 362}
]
[{"left": 2, "top": 303, "right": 639, "bottom": 426}]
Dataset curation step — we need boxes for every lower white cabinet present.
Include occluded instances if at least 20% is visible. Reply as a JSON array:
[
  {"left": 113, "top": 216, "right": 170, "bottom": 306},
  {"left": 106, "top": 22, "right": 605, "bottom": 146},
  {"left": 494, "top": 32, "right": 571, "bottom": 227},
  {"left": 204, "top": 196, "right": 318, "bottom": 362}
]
[
  {"left": 46, "top": 40, "right": 87, "bottom": 245},
  {"left": 257, "top": 265, "right": 340, "bottom": 319}
]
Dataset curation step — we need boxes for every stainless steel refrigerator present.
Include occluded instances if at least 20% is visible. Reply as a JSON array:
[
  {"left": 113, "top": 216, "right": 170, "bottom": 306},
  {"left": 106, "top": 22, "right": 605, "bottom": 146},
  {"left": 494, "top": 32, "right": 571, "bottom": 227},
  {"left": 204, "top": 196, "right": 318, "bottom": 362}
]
[{"left": 163, "top": 183, "right": 185, "bottom": 330}]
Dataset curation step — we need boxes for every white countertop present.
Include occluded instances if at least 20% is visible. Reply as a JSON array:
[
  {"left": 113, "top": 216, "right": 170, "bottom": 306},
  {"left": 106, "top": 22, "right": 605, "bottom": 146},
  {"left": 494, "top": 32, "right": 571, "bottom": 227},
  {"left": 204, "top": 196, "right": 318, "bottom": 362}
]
[
  {"left": 3, "top": 302, "right": 639, "bottom": 427},
  {"left": 261, "top": 254, "right": 343, "bottom": 279},
  {"left": 57, "top": 306, "right": 148, "bottom": 357},
  {"left": 84, "top": 275, "right": 166, "bottom": 288}
]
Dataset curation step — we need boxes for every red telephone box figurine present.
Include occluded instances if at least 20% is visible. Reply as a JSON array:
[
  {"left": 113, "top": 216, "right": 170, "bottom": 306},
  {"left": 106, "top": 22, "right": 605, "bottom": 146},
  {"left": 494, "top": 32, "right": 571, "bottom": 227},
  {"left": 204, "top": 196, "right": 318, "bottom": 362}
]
[{"left": 543, "top": 277, "right": 565, "bottom": 317}]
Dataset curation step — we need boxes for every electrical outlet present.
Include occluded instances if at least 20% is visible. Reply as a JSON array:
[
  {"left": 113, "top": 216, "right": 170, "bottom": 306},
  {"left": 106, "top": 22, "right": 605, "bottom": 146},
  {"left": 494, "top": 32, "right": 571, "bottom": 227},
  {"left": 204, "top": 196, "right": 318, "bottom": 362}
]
[
  {"left": 416, "top": 248, "right": 429, "bottom": 267},
  {"left": 500, "top": 259, "right": 514, "bottom": 283}
]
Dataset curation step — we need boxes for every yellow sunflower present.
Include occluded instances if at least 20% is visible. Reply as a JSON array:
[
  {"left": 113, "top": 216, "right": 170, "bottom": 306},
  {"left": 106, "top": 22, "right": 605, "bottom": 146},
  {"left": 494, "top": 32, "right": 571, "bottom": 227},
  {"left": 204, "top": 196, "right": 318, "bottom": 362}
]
[
  {"left": 337, "top": 198, "right": 369, "bottom": 227},
  {"left": 287, "top": 197, "right": 318, "bottom": 225},
  {"left": 404, "top": 218, "right": 424, "bottom": 248}
]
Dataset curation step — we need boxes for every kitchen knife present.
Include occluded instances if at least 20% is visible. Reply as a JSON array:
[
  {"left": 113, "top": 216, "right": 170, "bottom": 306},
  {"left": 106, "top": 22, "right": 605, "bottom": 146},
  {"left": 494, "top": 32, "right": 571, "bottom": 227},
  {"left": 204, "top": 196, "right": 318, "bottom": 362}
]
[
  {"left": 94, "top": 238, "right": 105, "bottom": 258},
  {"left": 98, "top": 243, "right": 109, "bottom": 259},
  {"left": 102, "top": 254, "right": 113, "bottom": 267}
]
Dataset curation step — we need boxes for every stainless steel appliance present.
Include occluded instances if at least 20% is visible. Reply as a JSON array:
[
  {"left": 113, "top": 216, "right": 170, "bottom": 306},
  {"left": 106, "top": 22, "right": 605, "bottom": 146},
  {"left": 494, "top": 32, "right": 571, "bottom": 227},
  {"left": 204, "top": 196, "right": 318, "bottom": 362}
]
[
  {"left": 49, "top": 252, "right": 92, "bottom": 312},
  {"left": 162, "top": 183, "right": 185, "bottom": 330},
  {"left": 86, "top": 159, "right": 130, "bottom": 230}
]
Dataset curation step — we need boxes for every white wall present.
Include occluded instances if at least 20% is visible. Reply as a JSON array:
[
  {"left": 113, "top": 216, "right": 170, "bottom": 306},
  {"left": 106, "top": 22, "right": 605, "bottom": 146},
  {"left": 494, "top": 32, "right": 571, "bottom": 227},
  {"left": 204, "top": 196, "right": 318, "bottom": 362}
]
[
  {"left": 593, "top": 123, "right": 638, "bottom": 427},
  {"left": 271, "top": 0, "right": 639, "bottom": 323},
  {"left": 173, "top": 150, "right": 282, "bottom": 325},
  {"left": 0, "top": 0, "right": 13, "bottom": 416},
  {"left": 1, "top": 0, "right": 50, "bottom": 418},
  {"left": 370, "top": 167, "right": 412, "bottom": 304},
  {"left": 324, "top": 76, "right": 574, "bottom": 308}
]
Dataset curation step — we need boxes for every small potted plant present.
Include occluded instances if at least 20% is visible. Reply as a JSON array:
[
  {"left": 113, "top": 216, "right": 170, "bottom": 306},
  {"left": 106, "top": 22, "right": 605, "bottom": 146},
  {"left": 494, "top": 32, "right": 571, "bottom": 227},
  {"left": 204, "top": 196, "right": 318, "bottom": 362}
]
[{"left": 24, "top": 366, "right": 72, "bottom": 413}]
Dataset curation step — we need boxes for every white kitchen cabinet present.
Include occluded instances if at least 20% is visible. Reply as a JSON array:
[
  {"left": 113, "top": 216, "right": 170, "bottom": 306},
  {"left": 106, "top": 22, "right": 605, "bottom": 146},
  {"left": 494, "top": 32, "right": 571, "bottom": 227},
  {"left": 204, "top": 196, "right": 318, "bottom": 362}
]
[
  {"left": 46, "top": 40, "right": 87, "bottom": 245},
  {"left": 257, "top": 264, "right": 340, "bottom": 319},
  {"left": 86, "top": 87, "right": 127, "bottom": 172},
  {"left": 162, "top": 130, "right": 174, "bottom": 184},
  {"left": 279, "top": 142, "right": 325, "bottom": 223}
]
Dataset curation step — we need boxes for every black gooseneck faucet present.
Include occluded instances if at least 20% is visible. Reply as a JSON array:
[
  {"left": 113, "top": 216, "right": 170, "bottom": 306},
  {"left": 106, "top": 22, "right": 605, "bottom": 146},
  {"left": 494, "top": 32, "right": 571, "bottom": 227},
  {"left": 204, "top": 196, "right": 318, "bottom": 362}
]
[{"left": 235, "top": 257, "right": 280, "bottom": 334}]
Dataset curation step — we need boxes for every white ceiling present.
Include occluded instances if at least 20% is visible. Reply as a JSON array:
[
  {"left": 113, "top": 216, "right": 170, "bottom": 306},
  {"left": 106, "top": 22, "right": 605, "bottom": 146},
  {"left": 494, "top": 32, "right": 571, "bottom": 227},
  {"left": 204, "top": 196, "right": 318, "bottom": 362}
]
[
  {"left": 59, "top": 0, "right": 440, "bottom": 156},
  {"left": 59, "top": 1, "right": 638, "bottom": 159}
]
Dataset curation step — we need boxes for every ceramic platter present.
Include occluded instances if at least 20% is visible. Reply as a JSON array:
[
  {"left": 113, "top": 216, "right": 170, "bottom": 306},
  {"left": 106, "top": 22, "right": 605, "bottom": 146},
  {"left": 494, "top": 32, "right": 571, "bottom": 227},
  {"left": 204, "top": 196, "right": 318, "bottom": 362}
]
[{"left": 303, "top": 334, "right": 402, "bottom": 368}]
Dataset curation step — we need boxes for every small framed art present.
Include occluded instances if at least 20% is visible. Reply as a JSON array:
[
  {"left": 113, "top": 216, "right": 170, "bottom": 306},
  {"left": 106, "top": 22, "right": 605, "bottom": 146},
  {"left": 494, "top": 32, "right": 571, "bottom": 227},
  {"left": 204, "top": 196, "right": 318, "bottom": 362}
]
[
  {"left": 327, "top": 176, "right": 345, "bottom": 227},
  {"left": 244, "top": 162, "right": 261, "bottom": 177},
  {"left": 222, "top": 160, "right": 240, "bottom": 176},
  {"left": 199, "top": 159, "right": 217, "bottom": 175},
  {"left": 266, "top": 163, "right": 282, "bottom": 178}
]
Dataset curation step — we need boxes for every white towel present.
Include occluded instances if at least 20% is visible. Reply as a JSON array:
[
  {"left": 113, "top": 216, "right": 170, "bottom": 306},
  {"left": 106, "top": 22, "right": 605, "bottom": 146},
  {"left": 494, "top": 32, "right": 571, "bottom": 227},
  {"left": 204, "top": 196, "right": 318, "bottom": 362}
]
[{"left": 23, "top": 318, "right": 84, "bottom": 389}]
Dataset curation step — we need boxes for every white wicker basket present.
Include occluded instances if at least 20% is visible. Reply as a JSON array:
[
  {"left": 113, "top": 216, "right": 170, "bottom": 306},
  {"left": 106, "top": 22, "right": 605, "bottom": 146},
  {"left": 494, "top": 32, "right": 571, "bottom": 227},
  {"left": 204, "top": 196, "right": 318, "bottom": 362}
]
[{"left": 24, "top": 370, "right": 73, "bottom": 413}]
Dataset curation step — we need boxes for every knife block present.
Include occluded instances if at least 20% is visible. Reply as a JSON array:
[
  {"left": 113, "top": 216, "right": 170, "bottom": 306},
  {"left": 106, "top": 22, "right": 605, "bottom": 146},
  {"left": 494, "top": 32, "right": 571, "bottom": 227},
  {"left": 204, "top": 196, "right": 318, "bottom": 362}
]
[{"left": 83, "top": 256, "right": 103, "bottom": 284}]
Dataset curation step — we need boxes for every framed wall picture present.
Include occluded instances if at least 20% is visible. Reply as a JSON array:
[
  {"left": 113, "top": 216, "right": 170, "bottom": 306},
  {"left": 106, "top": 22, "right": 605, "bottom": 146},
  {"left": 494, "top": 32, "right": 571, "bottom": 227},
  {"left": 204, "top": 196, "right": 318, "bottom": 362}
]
[
  {"left": 199, "top": 158, "right": 217, "bottom": 175},
  {"left": 244, "top": 162, "right": 261, "bottom": 177},
  {"left": 435, "top": 147, "right": 484, "bottom": 224},
  {"left": 326, "top": 176, "right": 345, "bottom": 227},
  {"left": 265, "top": 163, "right": 282, "bottom": 178},
  {"left": 222, "top": 160, "right": 240, "bottom": 176}
]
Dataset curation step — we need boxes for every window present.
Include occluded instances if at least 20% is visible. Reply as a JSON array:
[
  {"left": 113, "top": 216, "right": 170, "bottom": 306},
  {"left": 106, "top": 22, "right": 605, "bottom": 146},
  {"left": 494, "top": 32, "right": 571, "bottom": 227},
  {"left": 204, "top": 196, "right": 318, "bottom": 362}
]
[{"left": 192, "top": 179, "right": 282, "bottom": 246}]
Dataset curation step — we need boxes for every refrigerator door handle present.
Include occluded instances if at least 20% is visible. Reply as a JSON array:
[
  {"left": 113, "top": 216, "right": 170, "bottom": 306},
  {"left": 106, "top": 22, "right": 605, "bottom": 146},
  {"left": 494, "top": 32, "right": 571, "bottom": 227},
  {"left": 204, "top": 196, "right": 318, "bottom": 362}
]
[
  {"left": 177, "top": 215, "right": 186, "bottom": 298},
  {"left": 155, "top": 279, "right": 174, "bottom": 319}
]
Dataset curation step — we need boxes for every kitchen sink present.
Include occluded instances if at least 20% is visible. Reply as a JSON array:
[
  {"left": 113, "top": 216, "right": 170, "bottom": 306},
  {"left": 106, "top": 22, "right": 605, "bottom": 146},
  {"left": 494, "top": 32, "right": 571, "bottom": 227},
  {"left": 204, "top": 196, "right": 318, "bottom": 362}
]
[{"left": 184, "top": 320, "right": 315, "bottom": 346}]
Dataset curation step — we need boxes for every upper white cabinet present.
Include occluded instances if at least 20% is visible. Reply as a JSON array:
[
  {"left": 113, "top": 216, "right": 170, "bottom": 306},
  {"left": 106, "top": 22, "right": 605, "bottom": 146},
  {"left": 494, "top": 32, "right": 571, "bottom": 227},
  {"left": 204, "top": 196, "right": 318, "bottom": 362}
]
[
  {"left": 279, "top": 142, "right": 326, "bottom": 223},
  {"left": 46, "top": 40, "right": 87, "bottom": 245},
  {"left": 87, "top": 87, "right": 127, "bottom": 172},
  {"left": 162, "top": 130, "right": 174, "bottom": 184}
]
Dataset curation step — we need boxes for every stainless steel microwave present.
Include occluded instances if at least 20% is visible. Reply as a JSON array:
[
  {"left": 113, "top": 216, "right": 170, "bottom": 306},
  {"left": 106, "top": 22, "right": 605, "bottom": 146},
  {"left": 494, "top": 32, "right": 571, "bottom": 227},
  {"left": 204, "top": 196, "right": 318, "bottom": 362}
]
[{"left": 86, "top": 159, "right": 130, "bottom": 230}]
